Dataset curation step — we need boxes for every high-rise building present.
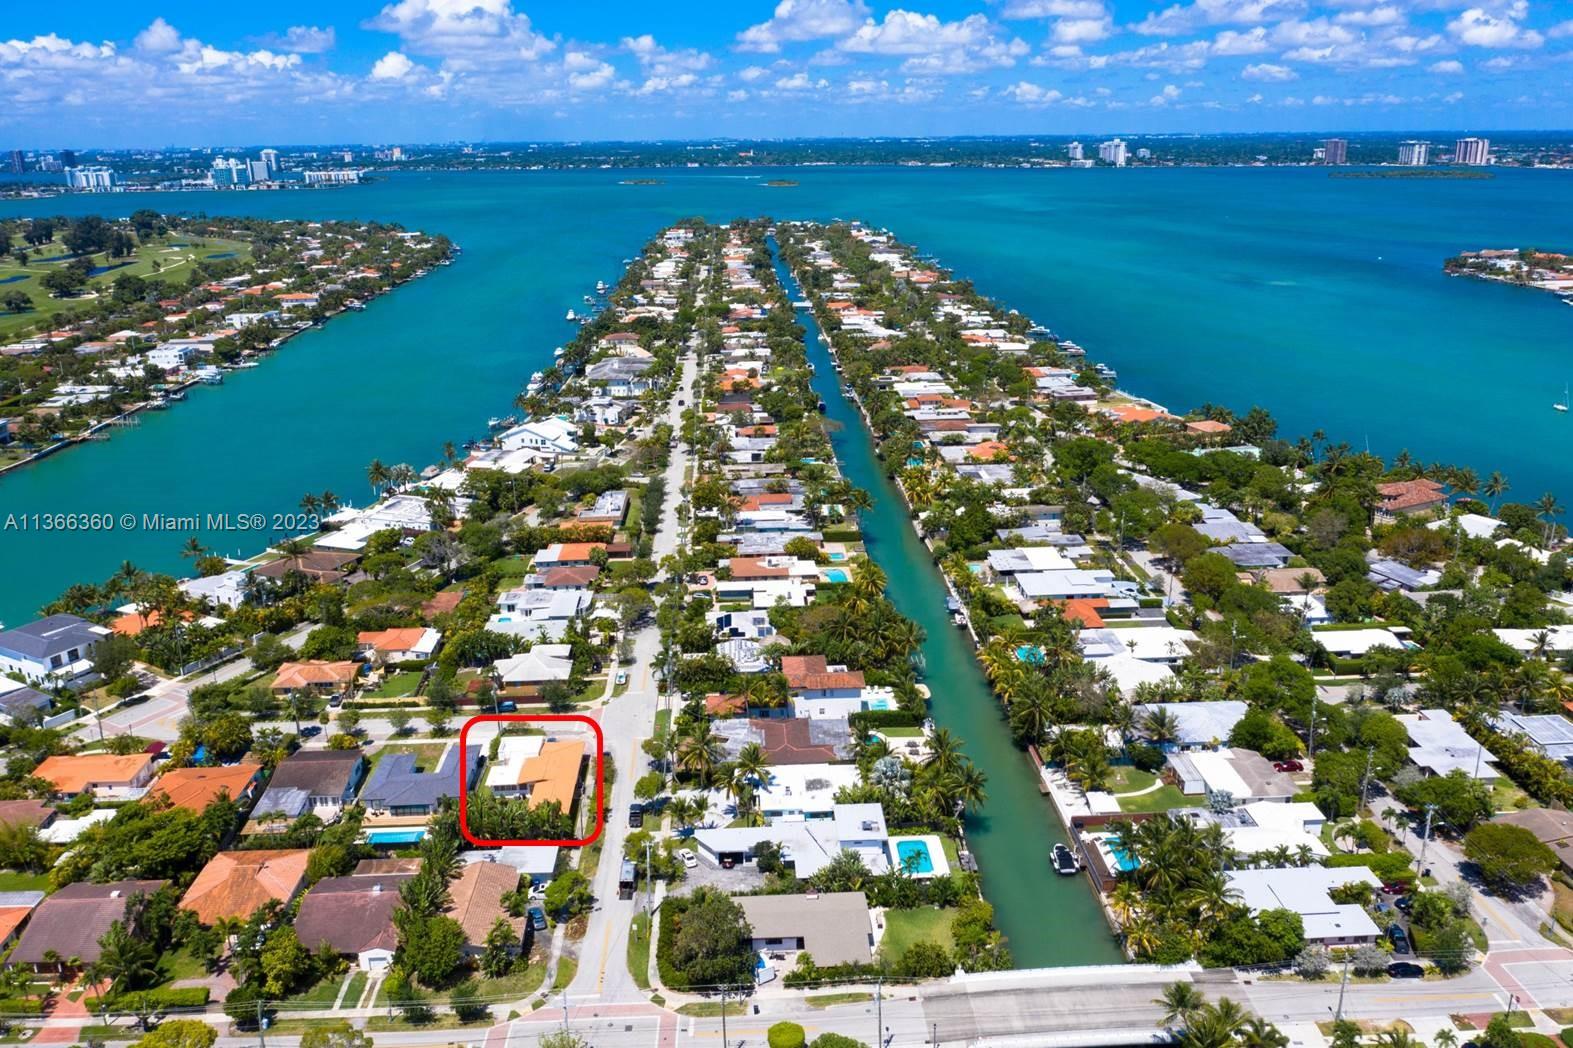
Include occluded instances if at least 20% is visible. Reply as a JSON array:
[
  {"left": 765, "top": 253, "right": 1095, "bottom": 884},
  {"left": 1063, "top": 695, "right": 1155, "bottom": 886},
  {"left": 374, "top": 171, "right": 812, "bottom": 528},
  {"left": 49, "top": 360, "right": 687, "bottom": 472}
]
[
  {"left": 246, "top": 159, "right": 272, "bottom": 184},
  {"left": 1397, "top": 141, "right": 1430, "bottom": 166},
  {"left": 259, "top": 148, "right": 279, "bottom": 173},
  {"left": 64, "top": 166, "right": 114, "bottom": 191},
  {"left": 60, "top": 149, "right": 77, "bottom": 168},
  {"left": 1136, "top": 147, "right": 1152, "bottom": 160},
  {"left": 1321, "top": 138, "right": 1348, "bottom": 165},
  {"left": 1098, "top": 138, "right": 1128, "bottom": 167},
  {"left": 211, "top": 157, "right": 246, "bottom": 186},
  {"left": 304, "top": 169, "right": 363, "bottom": 185},
  {"left": 1455, "top": 137, "right": 1491, "bottom": 165},
  {"left": 1066, "top": 141, "right": 1083, "bottom": 161},
  {"left": 6, "top": 150, "right": 22, "bottom": 174}
]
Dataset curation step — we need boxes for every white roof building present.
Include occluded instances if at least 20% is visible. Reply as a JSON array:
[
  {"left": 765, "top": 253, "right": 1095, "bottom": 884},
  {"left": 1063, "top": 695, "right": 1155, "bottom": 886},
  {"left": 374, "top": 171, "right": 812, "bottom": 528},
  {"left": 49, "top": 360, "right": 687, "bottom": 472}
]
[
  {"left": 1079, "top": 626, "right": 1197, "bottom": 663},
  {"left": 493, "top": 645, "right": 574, "bottom": 687},
  {"left": 1226, "top": 867, "right": 1384, "bottom": 944},
  {"left": 1314, "top": 628, "right": 1409, "bottom": 658},
  {"left": 1137, "top": 700, "right": 1249, "bottom": 749},
  {"left": 1396, "top": 708, "right": 1499, "bottom": 780},
  {"left": 498, "top": 417, "right": 579, "bottom": 456},
  {"left": 753, "top": 763, "right": 861, "bottom": 819}
]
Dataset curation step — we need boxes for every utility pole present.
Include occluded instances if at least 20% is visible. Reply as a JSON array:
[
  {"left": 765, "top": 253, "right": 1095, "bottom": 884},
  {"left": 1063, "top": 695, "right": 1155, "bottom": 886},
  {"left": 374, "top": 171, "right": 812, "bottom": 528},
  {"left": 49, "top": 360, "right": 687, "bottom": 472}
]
[
  {"left": 1307, "top": 689, "right": 1318, "bottom": 760},
  {"left": 1417, "top": 803, "right": 1437, "bottom": 873},
  {"left": 1334, "top": 952, "right": 1352, "bottom": 1023},
  {"left": 256, "top": 999, "right": 267, "bottom": 1048},
  {"left": 560, "top": 989, "right": 568, "bottom": 1032},
  {"left": 1358, "top": 747, "right": 1374, "bottom": 814},
  {"left": 876, "top": 973, "right": 883, "bottom": 1048},
  {"left": 931, "top": 1022, "right": 939, "bottom": 1047},
  {"left": 645, "top": 838, "right": 654, "bottom": 918},
  {"left": 720, "top": 984, "right": 729, "bottom": 1048}
]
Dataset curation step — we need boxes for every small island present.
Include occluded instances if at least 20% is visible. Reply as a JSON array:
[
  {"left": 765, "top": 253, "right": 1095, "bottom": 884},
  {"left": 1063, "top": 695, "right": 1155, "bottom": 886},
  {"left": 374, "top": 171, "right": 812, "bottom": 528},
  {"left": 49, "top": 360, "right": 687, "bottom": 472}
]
[{"left": 1444, "top": 247, "right": 1573, "bottom": 303}]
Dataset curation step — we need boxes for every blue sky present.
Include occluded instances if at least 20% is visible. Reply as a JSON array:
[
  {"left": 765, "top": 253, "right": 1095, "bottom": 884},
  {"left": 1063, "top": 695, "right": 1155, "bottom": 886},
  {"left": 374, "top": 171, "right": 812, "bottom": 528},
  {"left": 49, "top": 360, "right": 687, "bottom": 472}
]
[{"left": 4, "top": 0, "right": 1571, "bottom": 146}]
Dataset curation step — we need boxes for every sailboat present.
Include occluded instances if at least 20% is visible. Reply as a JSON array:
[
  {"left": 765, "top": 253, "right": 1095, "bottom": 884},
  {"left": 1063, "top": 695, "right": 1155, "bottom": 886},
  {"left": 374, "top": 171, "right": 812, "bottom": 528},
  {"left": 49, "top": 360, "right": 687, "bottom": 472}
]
[{"left": 1556, "top": 383, "right": 1569, "bottom": 413}]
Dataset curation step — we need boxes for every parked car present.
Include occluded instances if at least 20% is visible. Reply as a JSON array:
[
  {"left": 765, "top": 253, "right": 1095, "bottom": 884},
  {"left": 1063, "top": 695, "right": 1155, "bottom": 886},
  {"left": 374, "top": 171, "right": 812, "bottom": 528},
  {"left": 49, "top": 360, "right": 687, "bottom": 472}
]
[
  {"left": 1387, "top": 923, "right": 1411, "bottom": 954},
  {"left": 1272, "top": 760, "right": 1304, "bottom": 773},
  {"left": 1386, "top": 961, "right": 1424, "bottom": 979},
  {"left": 527, "top": 906, "right": 547, "bottom": 932},
  {"left": 1394, "top": 895, "right": 1413, "bottom": 913},
  {"left": 299, "top": 725, "right": 322, "bottom": 739},
  {"left": 680, "top": 849, "right": 698, "bottom": 869},
  {"left": 1380, "top": 882, "right": 1407, "bottom": 895},
  {"left": 628, "top": 804, "right": 644, "bottom": 828},
  {"left": 498, "top": 700, "right": 517, "bottom": 713},
  {"left": 615, "top": 671, "right": 628, "bottom": 686}
]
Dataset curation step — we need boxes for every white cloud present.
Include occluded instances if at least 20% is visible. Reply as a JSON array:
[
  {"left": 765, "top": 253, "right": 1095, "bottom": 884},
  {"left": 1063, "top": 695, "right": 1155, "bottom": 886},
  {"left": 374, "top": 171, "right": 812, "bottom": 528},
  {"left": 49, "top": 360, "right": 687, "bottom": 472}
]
[
  {"left": 635, "top": 73, "right": 699, "bottom": 94},
  {"left": 1272, "top": 19, "right": 1357, "bottom": 46},
  {"left": 774, "top": 70, "right": 827, "bottom": 89},
  {"left": 1243, "top": 60, "right": 1298, "bottom": 78},
  {"left": 1002, "top": 80, "right": 1064, "bottom": 103},
  {"left": 837, "top": 10, "right": 1029, "bottom": 73},
  {"left": 370, "top": 50, "right": 417, "bottom": 80},
  {"left": 256, "top": 25, "right": 338, "bottom": 53},
  {"left": 564, "top": 50, "right": 615, "bottom": 90},
  {"left": 1548, "top": 20, "right": 1573, "bottom": 38},
  {"left": 1335, "top": 6, "right": 1404, "bottom": 26},
  {"left": 1429, "top": 57, "right": 1465, "bottom": 71},
  {"left": 1053, "top": 17, "right": 1114, "bottom": 41},
  {"left": 1002, "top": 0, "right": 1107, "bottom": 16},
  {"left": 1150, "top": 82, "right": 1183, "bottom": 103},
  {"left": 737, "top": 0, "right": 871, "bottom": 52},
  {"left": 739, "top": 65, "right": 771, "bottom": 81},
  {"left": 1447, "top": 4, "right": 1543, "bottom": 47},
  {"left": 622, "top": 34, "right": 713, "bottom": 76},
  {"left": 367, "top": 0, "right": 556, "bottom": 61},
  {"left": 134, "top": 18, "right": 183, "bottom": 54},
  {"left": 727, "top": 88, "right": 749, "bottom": 100},
  {"left": 1212, "top": 27, "right": 1271, "bottom": 53},
  {"left": 1133, "top": 0, "right": 1304, "bottom": 36}
]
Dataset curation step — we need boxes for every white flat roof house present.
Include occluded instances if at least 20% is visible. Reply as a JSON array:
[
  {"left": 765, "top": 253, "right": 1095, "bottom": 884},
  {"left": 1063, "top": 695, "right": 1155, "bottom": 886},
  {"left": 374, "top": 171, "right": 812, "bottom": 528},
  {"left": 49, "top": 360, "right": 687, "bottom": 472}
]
[
  {"left": 1079, "top": 626, "right": 1197, "bottom": 663},
  {"left": 1396, "top": 708, "right": 1499, "bottom": 780},
  {"left": 498, "top": 417, "right": 579, "bottom": 456},
  {"left": 752, "top": 763, "right": 861, "bottom": 820},
  {"left": 1136, "top": 700, "right": 1249, "bottom": 749},
  {"left": 1226, "top": 867, "right": 1384, "bottom": 945},
  {"left": 1314, "top": 628, "right": 1410, "bottom": 658},
  {"left": 179, "top": 569, "right": 249, "bottom": 609},
  {"left": 493, "top": 645, "right": 574, "bottom": 688},
  {"left": 694, "top": 803, "right": 890, "bottom": 878}
]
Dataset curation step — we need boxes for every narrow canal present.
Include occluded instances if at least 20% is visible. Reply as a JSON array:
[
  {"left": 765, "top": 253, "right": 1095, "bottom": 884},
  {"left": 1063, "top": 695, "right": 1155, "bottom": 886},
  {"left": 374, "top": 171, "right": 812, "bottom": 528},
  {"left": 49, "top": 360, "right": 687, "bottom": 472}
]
[{"left": 771, "top": 247, "right": 1122, "bottom": 968}]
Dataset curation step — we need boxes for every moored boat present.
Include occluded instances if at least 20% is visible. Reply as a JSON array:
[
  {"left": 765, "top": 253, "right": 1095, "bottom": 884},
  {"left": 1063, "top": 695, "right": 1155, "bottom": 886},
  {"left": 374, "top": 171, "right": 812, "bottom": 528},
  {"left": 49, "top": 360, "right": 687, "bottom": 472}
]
[{"left": 1052, "top": 843, "right": 1080, "bottom": 876}]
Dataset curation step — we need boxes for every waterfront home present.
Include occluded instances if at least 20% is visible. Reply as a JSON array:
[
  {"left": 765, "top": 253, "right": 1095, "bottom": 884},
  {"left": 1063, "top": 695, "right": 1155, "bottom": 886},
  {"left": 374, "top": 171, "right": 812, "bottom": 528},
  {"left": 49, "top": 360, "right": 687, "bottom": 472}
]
[
  {"left": 498, "top": 417, "right": 579, "bottom": 456},
  {"left": 1186, "top": 801, "right": 1329, "bottom": 859},
  {"left": 247, "top": 749, "right": 366, "bottom": 829},
  {"left": 780, "top": 654, "right": 866, "bottom": 701},
  {"left": 492, "top": 644, "right": 574, "bottom": 694},
  {"left": 983, "top": 546, "right": 1076, "bottom": 580},
  {"left": 356, "top": 626, "right": 442, "bottom": 664},
  {"left": 790, "top": 686, "right": 898, "bottom": 721},
  {"left": 1489, "top": 712, "right": 1573, "bottom": 763},
  {"left": 694, "top": 803, "right": 891, "bottom": 877},
  {"left": 713, "top": 576, "right": 814, "bottom": 608},
  {"left": 33, "top": 752, "right": 154, "bottom": 799},
  {"left": 489, "top": 588, "right": 590, "bottom": 642},
  {"left": 1135, "top": 700, "right": 1249, "bottom": 750},
  {"left": 252, "top": 550, "right": 360, "bottom": 585},
  {"left": 443, "top": 862, "right": 524, "bottom": 959},
  {"left": 1226, "top": 867, "right": 1383, "bottom": 945},
  {"left": 724, "top": 555, "right": 821, "bottom": 583},
  {"left": 1396, "top": 709, "right": 1499, "bottom": 781},
  {"left": 180, "top": 849, "right": 310, "bottom": 925},
  {"left": 1376, "top": 478, "right": 1447, "bottom": 521},
  {"left": 293, "top": 874, "right": 411, "bottom": 972},
  {"left": 1010, "top": 568, "right": 1119, "bottom": 605},
  {"left": 0, "top": 614, "right": 113, "bottom": 687},
  {"left": 361, "top": 744, "right": 481, "bottom": 823},
  {"left": 8, "top": 880, "right": 169, "bottom": 974},
  {"left": 1427, "top": 512, "right": 1505, "bottom": 540},
  {"left": 709, "top": 608, "right": 777, "bottom": 642},
  {"left": 485, "top": 737, "right": 586, "bottom": 810},
  {"left": 737, "top": 892, "right": 875, "bottom": 968},
  {"left": 1216, "top": 542, "right": 1293, "bottom": 569},
  {"left": 1164, "top": 748, "right": 1298, "bottom": 802},
  {"left": 179, "top": 568, "right": 249, "bottom": 609},
  {"left": 271, "top": 660, "right": 360, "bottom": 698},
  {"left": 149, "top": 763, "right": 264, "bottom": 812},
  {"left": 316, "top": 496, "right": 434, "bottom": 552}
]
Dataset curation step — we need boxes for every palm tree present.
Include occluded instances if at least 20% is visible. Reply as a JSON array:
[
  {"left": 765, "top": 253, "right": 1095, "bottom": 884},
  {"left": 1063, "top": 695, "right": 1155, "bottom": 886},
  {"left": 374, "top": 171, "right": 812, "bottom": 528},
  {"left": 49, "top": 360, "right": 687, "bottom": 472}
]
[
  {"left": 1142, "top": 706, "right": 1181, "bottom": 746},
  {"left": 300, "top": 492, "right": 321, "bottom": 517},
  {"left": 1238, "top": 1017, "right": 1289, "bottom": 1048},
  {"left": 1484, "top": 471, "right": 1508, "bottom": 513},
  {"left": 1372, "top": 1031, "right": 1420, "bottom": 1048},
  {"left": 367, "top": 458, "right": 391, "bottom": 498},
  {"left": 677, "top": 725, "right": 724, "bottom": 785},
  {"left": 97, "top": 921, "right": 157, "bottom": 992},
  {"left": 180, "top": 536, "right": 207, "bottom": 563},
  {"left": 1536, "top": 492, "right": 1564, "bottom": 548},
  {"left": 1154, "top": 982, "right": 1207, "bottom": 1027},
  {"left": 948, "top": 762, "right": 988, "bottom": 813},
  {"left": 927, "top": 728, "right": 964, "bottom": 779}
]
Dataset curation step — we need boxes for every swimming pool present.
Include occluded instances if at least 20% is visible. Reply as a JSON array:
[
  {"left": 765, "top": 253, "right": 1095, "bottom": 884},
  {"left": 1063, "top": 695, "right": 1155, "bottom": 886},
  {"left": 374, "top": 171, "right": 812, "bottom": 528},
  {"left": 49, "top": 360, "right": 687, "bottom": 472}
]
[
  {"left": 1106, "top": 841, "right": 1139, "bottom": 872},
  {"left": 1015, "top": 645, "right": 1045, "bottom": 664},
  {"left": 827, "top": 551, "right": 847, "bottom": 562},
  {"left": 825, "top": 568, "right": 849, "bottom": 583},
  {"left": 366, "top": 828, "right": 427, "bottom": 845},
  {"left": 896, "top": 839, "right": 935, "bottom": 875}
]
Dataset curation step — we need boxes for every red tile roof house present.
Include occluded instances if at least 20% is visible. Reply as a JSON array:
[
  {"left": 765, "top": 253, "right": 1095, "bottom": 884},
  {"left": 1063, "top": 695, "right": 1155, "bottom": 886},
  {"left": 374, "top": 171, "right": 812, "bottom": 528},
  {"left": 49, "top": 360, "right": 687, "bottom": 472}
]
[
  {"left": 9, "top": 880, "right": 168, "bottom": 974},
  {"left": 780, "top": 655, "right": 866, "bottom": 701},
  {"left": 1376, "top": 479, "right": 1448, "bottom": 522},
  {"left": 271, "top": 660, "right": 361, "bottom": 698}
]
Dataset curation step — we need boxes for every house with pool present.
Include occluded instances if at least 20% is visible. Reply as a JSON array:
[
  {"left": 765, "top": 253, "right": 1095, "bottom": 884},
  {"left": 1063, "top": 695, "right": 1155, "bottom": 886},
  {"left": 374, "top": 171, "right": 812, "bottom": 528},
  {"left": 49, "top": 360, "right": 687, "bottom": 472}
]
[
  {"left": 693, "top": 801, "right": 951, "bottom": 881},
  {"left": 360, "top": 744, "right": 482, "bottom": 845}
]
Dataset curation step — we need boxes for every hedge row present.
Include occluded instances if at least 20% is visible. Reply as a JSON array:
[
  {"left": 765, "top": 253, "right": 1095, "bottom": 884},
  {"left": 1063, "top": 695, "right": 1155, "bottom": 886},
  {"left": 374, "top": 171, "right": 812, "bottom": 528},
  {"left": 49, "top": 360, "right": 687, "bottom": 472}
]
[{"left": 102, "top": 986, "right": 210, "bottom": 1010}]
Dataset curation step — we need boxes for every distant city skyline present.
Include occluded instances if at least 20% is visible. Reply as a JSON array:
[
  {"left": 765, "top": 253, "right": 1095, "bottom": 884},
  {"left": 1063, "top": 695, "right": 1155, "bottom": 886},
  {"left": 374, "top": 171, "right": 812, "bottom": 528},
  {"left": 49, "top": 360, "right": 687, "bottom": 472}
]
[{"left": 3, "top": 0, "right": 1572, "bottom": 146}]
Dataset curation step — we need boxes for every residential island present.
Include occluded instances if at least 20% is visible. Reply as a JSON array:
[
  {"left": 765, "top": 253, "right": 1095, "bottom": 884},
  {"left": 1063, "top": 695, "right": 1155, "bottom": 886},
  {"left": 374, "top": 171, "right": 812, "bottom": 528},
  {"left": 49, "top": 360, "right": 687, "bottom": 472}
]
[
  {"left": 1446, "top": 248, "right": 1573, "bottom": 305},
  {"left": 2, "top": 214, "right": 1573, "bottom": 1047},
  {"left": 0, "top": 213, "right": 452, "bottom": 473}
]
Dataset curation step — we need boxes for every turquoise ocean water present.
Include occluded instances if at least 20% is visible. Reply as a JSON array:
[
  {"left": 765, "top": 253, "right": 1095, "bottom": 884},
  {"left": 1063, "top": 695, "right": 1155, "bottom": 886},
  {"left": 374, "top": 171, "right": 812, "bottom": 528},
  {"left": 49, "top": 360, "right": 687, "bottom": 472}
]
[{"left": 2, "top": 165, "right": 1571, "bottom": 624}]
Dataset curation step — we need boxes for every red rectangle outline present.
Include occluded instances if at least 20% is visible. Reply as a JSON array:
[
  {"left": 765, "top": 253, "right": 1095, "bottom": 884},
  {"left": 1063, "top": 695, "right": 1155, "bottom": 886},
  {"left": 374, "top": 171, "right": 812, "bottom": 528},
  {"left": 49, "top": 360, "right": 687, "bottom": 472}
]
[{"left": 457, "top": 713, "right": 605, "bottom": 848}]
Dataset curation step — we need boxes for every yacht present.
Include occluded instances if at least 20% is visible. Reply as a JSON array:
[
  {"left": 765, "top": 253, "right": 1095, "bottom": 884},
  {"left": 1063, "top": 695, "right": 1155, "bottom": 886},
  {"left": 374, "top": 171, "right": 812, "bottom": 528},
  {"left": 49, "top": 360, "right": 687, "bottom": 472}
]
[
  {"left": 1051, "top": 844, "right": 1080, "bottom": 876},
  {"left": 565, "top": 308, "right": 577, "bottom": 322},
  {"left": 1555, "top": 383, "right": 1569, "bottom": 413},
  {"left": 596, "top": 280, "right": 609, "bottom": 293},
  {"left": 526, "top": 371, "right": 545, "bottom": 393}
]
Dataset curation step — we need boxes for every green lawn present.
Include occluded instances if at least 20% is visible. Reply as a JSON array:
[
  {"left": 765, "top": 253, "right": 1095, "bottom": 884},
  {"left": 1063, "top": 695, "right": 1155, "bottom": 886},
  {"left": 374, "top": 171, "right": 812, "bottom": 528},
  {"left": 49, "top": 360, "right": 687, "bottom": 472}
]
[
  {"left": 1106, "top": 766, "right": 1158, "bottom": 794},
  {"left": 340, "top": 971, "right": 368, "bottom": 1010},
  {"left": 0, "top": 231, "right": 254, "bottom": 337},
  {"left": 0, "top": 871, "right": 50, "bottom": 892},
  {"left": 368, "top": 671, "right": 424, "bottom": 698},
  {"left": 364, "top": 741, "right": 451, "bottom": 780},
  {"left": 675, "top": 1001, "right": 747, "bottom": 1017},
  {"left": 806, "top": 992, "right": 874, "bottom": 1008},
  {"left": 627, "top": 912, "right": 652, "bottom": 990},
  {"left": 552, "top": 958, "right": 577, "bottom": 992},
  {"left": 469, "top": 961, "right": 547, "bottom": 1000},
  {"left": 493, "top": 556, "right": 533, "bottom": 580},
  {"left": 879, "top": 906, "right": 955, "bottom": 963},
  {"left": 1117, "top": 786, "right": 1207, "bottom": 813},
  {"left": 156, "top": 947, "right": 209, "bottom": 984},
  {"left": 283, "top": 972, "right": 350, "bottom": 1008}
]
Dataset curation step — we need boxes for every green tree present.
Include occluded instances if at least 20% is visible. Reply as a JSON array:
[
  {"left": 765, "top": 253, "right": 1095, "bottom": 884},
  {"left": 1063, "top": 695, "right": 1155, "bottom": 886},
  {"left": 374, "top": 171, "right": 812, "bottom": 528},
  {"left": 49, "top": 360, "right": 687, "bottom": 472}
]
[
  {"left": 544, "top": 870, "right": 593, "bottom": 920},
  {"left": 298, "top": 1022, "right": 373, "bottom": 1048},
  {"left": 480, "top": 917, "right": 518, "bottom": 978},
  {"left": 131, "top": 1021, "right": 217, "bottom": 1048},
  {"left": 1464, "top": 823, "right": 1557, "bottom": 891},
  {"left": 259, "top": 926, "right": 314, "bottom": 997},
  {"left": 401, "top": 914, "right": 465, "bottom": 986}
]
